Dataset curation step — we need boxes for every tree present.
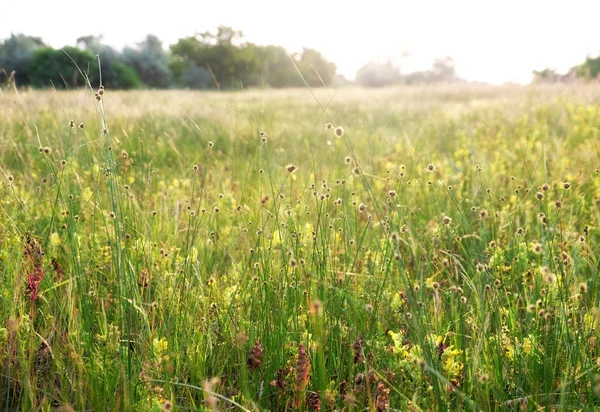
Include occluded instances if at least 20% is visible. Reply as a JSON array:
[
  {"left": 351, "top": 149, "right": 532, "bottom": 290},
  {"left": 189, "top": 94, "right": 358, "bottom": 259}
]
[
  {"left": 295, "top": 48, "right": 337, "bottom": 87},
  {"left": 76, "top": 35, "right": 141, "bottom": 89},
  {"left": 532, "top": 68, "right": 561, "bottom": 83},
  {"left": 28, "top": 46, "right": 98, "bottom": 88},
  {"left": 431, "top": 56, "right": 456, "bottom": 82},
  {"left": 180, "top": 63, "right": 212, "bottom": 89},
  {"left": 123, "top": 35, "right": 172, "bottom": 88},
  {"left": 0, "top": 34, "right": 45, "bottom": 86},
  {"left": 572, "top": 55, "right": 600, "bottom": 80},
  {"left": 356, "top": 59, "right": 402, "bottom": 87},
  {"left": 255, "top": 45, "right": 298, "bottom": 87},
  {"left": 171, "top": 26, "right": 260, "bottom": 89}
]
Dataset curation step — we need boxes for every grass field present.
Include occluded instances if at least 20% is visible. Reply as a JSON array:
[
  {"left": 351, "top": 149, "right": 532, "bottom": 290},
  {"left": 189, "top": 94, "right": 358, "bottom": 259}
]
[{"left": 1, "top": 84, "right": 599, "bottom": 411}]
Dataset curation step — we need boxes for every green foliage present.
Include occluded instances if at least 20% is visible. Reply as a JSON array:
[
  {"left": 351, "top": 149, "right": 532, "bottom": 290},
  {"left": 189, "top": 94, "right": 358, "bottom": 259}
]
[
  {"left": 76, "top": 35, "right": 141, "bottom": 90},
  {"left": 535, "top": 54, "right": 600, "bottom": 83},
  {"left": 170, "top": 27, "right": 258, "bottom": 89},
  {"left": 295, "top": 48, "right": 337, "bottom": 87},
  {"left": 27, "top": 46, "right": 97, "bottom": 88},
  {"left": 3, "top": 28, "right": 339, "bottom": 90},
  {"left": 0, "top": 34, "right": 45, "bottom": 86},
  {"left": 110, "top": 61, "right": 142, "bottom": 89},
  {"left": 573, "top": 55, "right": 600, "bottom": 80},
  {"left": 123, "top": 35, "right": 173, "bottom": 88},
  {"left": 170, "top": 27, "right": 337, "bottom": 89}
]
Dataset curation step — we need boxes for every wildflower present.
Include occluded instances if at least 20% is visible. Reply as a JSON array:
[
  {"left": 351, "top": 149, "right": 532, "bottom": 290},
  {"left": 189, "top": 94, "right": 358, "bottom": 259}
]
[
  {"left": 79, "top": 123, "right": 84, "bottom": 129},
  {"left": 543, "top": 270, "right": 557, "bottom": 284},
  {"left": 325, "top": 122, "right": 333, "bottom": 130},
  {"left": 208, "top": 141, "right": 214, "bottom": 148},
  {"left": 375, "top": 382, "right": 390, "bottom": 411},
  {"left": 563, "top": 182, "right": 571, "bottom": 189},
  {"left": 536, "top": 192, "right": 544, "bottom": 200},
  {"left": 345, "top": 156, "right": 352, "bottom": 164},
  {"left": 152, "top": 337, "right": 168, "bottom": 355},
  {"left": 306, "top": 392, "right": 321, "bottom": 411},
  {"left": 247, "top": 341, "right": 264, "bottom": 371},
  {"left": 335, "top": 126, "right": 344, "bottom": 137},
  {"left": 286, "top": 164, "right": 298, "bottom": 173},
  {"left": 353, "top": 167, "right": 361, "bottom": 174},
  {"left": 295, "top": 343, "right": 311, "bottom": 392},
  {"left": 427, "top": 164, "right": 435, "bottom": 171},
  {"left": 203, "top": 378, "right": 220, "bottom": 411},
  {"left": 24, "top": 235, "right": 45, "bottom": 301},
  {"left": 309, "top": 299, "right": 323, "bottom": 316},
  {"left": 443, "top": 215, "right": 452, "bottom": 225},
  {"left": 352, "top": 335, "right": 365, "bottom": 363}
]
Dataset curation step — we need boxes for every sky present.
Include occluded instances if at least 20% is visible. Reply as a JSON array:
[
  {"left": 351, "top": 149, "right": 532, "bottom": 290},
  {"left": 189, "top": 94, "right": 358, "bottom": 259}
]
[{"left": 2, "top": 0, "right": 600, "bottom": 84}]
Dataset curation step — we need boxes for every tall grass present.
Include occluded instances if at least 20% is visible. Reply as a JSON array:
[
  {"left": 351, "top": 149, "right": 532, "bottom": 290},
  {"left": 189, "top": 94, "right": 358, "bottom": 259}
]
[{"left": 0, "top": 84, "right": 599, "bottom": 411}]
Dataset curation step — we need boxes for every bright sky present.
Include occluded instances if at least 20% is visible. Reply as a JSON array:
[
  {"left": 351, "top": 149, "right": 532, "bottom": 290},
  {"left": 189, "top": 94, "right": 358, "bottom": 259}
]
[{"left": 2, "top": 0, "right": 600, "bottom": 84}]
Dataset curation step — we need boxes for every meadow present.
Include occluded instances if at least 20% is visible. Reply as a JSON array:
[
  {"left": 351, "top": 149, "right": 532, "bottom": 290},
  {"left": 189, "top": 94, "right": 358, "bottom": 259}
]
[{"left": 0, "top": 84, "right": 599, "bottom": 411}]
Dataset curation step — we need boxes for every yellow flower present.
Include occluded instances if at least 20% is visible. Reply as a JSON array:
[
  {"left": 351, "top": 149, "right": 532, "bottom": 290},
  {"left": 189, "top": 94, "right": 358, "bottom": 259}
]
[
  {"left": 153, "top": 337, "right": 168, "bottom": 355},
  {"left": 388, "top": 330, "right": 404, "bottom": 354},
  {"left": 441, "top": 345, "right": 463, "bottom": 378},
  {"left": 505, "top": 344, "right": 514, "bottom": 360},
  {"left": 523, "top": 337, "right": 532, "bottom": 355},
  {"left": 50, "top": 232, "right": 61, "bottom": 246}
]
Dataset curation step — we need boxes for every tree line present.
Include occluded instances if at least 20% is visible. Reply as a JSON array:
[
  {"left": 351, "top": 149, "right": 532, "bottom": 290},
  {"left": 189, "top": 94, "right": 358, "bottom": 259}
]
[
  {"left": 0, "top": 27, "right": 338, "bottom": 90},
  {"left": 533, "top": 56, "right": 600, "bottom": 83}
]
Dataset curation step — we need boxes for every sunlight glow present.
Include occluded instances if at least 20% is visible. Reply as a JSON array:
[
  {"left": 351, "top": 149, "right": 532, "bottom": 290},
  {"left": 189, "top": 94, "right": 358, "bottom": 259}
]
[{"left": 2, "top": 0, "right": 600, "bottom": 84}]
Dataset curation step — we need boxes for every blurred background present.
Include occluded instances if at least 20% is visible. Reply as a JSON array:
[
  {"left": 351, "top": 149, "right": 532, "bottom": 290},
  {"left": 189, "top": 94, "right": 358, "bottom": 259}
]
[{"left": 1, "top": 0, "right": 600, "bottom": 90}]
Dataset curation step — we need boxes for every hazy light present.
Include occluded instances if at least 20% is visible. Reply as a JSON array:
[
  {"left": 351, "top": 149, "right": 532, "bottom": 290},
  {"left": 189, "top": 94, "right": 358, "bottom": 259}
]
[{"left": 2, "top": 0, "right": 599, "bottom": 84}]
